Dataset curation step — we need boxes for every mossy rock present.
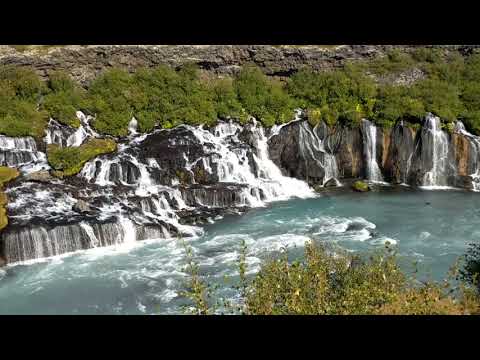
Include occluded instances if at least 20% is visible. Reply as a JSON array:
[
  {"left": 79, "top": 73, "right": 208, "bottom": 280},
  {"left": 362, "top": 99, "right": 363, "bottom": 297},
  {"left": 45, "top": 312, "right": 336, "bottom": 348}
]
[
  {"left": 0, "top": 205, "right": 8, "bottom": 231},
  {"left": 47, "top": 138, "right": 117, "bottom": 177},
  {"left": 352, "top": 180, "right": 370, "bottom": 192},
  {"left": 0, "top": 167, "right": 18, "bottom": 232},
  {"left": 0, "top": 191, "right": 10, "bottom": 231},
  {"left": 0, "top": 166, "right": 20, "bottom": 187}
]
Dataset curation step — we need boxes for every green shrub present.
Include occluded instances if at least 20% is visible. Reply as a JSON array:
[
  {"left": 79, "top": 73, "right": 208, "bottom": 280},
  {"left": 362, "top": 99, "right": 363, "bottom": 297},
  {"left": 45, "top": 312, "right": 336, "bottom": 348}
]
[
  {"left": 41, "top": 71, "right": 86, "bottom": 128},
  {"left": 234, "top": 65, "right": 295, "bottom": 127},
  {"left": 460, "top": 242, "right": 480, "bottom": 293},
  {"left": 0, "top": 97, "right": 48, "bottom": 138},
  {"left": 181, "top": 241, "right": 480, "bottom": 315},
  {"left": 47, "top": 138, "right": 117, "bottom": 177},
  {"left": 0, "top": 66, "right": 46, "bottom": 102}
]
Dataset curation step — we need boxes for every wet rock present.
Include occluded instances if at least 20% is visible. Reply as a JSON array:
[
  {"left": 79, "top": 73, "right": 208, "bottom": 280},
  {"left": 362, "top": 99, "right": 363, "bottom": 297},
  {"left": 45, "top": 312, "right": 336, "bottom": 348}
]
[
  {"left": 24, "top": 170, "right": 54, "bottom": 183},
  {"left": 324, "top": 178, "right": 340, "bottom": 187},
  {"left": 73, "top": 199, "right": 92, "bottom": 213}
]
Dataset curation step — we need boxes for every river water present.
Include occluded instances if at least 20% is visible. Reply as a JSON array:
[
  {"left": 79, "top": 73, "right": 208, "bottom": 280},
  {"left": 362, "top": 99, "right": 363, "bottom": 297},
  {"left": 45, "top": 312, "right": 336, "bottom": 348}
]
[{"left": 0, "top": 189, "right": 478, "bottom": 314}]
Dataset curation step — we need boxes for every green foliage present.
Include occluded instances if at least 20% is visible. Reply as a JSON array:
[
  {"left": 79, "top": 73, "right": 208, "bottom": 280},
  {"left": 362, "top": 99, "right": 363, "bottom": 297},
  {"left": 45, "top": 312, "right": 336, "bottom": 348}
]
[
  {"left": 41, "top": 71, "right": 86, "bottom": 128},
  {"left": 362, "top": 49, "right": 416, "bottom": 76},
  {"left": 47, "top": 138, "right": 117, "bottom": 177},
  {"left": 288, "top": 67, "right": 376, "bottom": 127},
  {"left": 208, "top": 78, "right": 245, "bottom": 121},
  {"left": 0, "top": 66, "right": 46, "bottom": 102},
  {"left": 0, "top": 66, "right": 48, "bottom": 138},
  {"left": 179, "top": 238, "right": 215, "bottom": 315},
  {"left": 5, "top": 47, "right": 480, "bottom": 138},
  {"left": 0, "top": 166, "right": 19, "bottom": 188},
  {"left": 371, "top": 85, "right": 425, "bottom": 127},
  {"left": 460, "top": 242, "right": 480, "bottom": 293},
  {"left": 412, "top": 78, "right": 464, "bottom": 122},
  {"left": 0, "top": 95, "right": 48, "bottom": 138},
  {"left": 234, "top": 65, "right": 295, "bottom": 127},
  {"left": 181, "top": 241, "right": 480, "bottom": 315}
]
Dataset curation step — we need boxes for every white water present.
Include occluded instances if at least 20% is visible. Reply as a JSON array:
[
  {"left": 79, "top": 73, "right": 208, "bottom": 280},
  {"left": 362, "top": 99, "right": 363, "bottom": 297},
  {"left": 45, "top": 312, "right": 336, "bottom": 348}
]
[
  {"left": 422, "top": 114, "right": 450, "bottom": 187},
  {"left": 0, "top": 134, "right": 49, "bottom": 174},
  {"left": 454, "top": 121, "right": 480, "bottom": 191},
  {"left": 361, "top": 119, "right": 384, "bottom": 182},
  {"left": 45, "top": 113, "right": 97, "bottom": 148},
  {"left": 186, "top": 120, "right": 314, "bottom": 206},
  {"left": 298, "top": 121, "right": 340, "bottom": 186},
  {"left": 268, "top": 109, "right": 303, "bottom": 139}
]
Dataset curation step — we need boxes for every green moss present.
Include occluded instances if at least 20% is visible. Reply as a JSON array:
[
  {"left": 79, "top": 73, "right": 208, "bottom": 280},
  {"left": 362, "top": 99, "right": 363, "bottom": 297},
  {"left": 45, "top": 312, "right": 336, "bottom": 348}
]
[
  {"left": 0, "top": 166, "right": 19, "bottom": 231},
  {"left": 175, "top": 169, "right": 190, "bottom": 185},
  {"left": 47, "top": 138, "right": 117, "bottom": 177},
  {"left": 0, "top": 166, "right": 20, "bottom": 187},
  {"left": 352, "top": 180, "right": 370, "bottom": 192}
]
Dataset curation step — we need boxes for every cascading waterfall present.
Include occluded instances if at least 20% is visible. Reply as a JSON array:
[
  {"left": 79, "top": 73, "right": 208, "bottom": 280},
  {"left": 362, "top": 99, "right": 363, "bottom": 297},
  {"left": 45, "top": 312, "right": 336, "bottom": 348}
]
[
  {"left": 298, "top": 121, "right": 340, "bottom": 186},
  {"left": 187, "top": 120, "right": 314, "bottom": 206},
  {"left": 0, "top": 134, "right": 48, "bottom": 174},
  {"left": 361, "top": 119, "right": 384, "bottom": 182},
  {"left": 422, "top": 114, "right": 450, "bottom": 187},
  {"left": 2, "top": 115, "right": 316, "bottom": 264},
  {"left": 45, "top": 112, "right": 99, "bottom": 148},
  {"left": 454, "top": 121, "right": 480, "bottom": 191}
]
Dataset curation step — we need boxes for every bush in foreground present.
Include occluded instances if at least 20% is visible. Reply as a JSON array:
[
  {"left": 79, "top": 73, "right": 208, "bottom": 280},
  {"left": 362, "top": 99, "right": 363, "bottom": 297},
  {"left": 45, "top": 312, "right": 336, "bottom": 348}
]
[{"left": 181, "top": 241, "right": 480, "bottom": 315}]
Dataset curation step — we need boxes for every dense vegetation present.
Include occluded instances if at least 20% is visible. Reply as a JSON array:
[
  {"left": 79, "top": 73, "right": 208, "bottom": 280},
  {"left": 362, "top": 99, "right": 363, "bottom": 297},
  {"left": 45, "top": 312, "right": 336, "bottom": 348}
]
[
  {"left": 47, "top": 138, "right": 117, "bottom": 177},
  {"left": 181, "top": 241, "right": 480, "bottom": 315},
  {"left": 3, "top": 47, "right": 480, "bottom": 139}
]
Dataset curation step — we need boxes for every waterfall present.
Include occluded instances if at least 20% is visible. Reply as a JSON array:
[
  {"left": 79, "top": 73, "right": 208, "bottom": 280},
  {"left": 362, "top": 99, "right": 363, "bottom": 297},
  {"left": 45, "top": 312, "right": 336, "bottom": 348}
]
[
  {"left": 421, "top": 114, "right": 450, "bottom": 187},
  {"left": 45, "top": 112, "right": 99, "bottom": 148},
  {"left": 2, "top": 116, "right": 316, "bottom": 264},
  {"left": 298, "top": 121, "right": 340, "bottom": 186},
  {"left": 128, "top": 118, "right": 139, "bottom": 136},
  {"left": 454, "top": 121, "right": 480, "bottom": 191},
  {"left": 187, "top": 120, "right": 314, "bottom": 206},
  {"left": 361, "top": 119, "right": 384, "bottom": 182},
  {"left": 0, "top": 134, "right": 49, "bottom": 173}
]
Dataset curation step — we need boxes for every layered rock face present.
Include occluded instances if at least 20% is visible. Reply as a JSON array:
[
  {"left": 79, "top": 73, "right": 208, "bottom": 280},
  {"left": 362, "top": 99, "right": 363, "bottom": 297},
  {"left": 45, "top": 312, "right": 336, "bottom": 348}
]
[
  {"left": 0, "top": 114, "right": 314, "bottom": 264},
  {"left": 268, "top": 113, "right": 480, "bottom": 190},
  {"left": 1, "top": 45, "right": 479, "bottom": 85},
  {"left": 1, "top": 110, "right": 480, "bottom": 265}
]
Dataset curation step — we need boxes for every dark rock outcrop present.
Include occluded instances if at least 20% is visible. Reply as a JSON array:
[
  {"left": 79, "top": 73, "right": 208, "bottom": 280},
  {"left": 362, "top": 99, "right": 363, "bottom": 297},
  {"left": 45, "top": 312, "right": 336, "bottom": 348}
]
[{"left": 2, "top": 45, "right": 478, "bottom": 86}]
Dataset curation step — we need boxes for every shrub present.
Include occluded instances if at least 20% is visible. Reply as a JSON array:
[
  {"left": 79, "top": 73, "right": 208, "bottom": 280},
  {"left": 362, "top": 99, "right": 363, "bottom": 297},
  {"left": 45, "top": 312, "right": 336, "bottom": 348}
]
[
  {"left": 47, "top": 138, "right": 117, "bottom": 177},
  {"left": 181, "top": 241, "right": 480, "bottom": 315},
  {"left": 41, "top": 71, "right": 87, "bottom": 128},
  {"left": 460, "top": 242, "right": 480, "bottom": 293},
  {"left": 234, "top": 65, "right": 295, "bottom": 127},
  {"left": 0, "top": 98, "right": 48, "bottom": 138},
  {"left": 0, "top": 66, "right": 46, "bottom": 102}
]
